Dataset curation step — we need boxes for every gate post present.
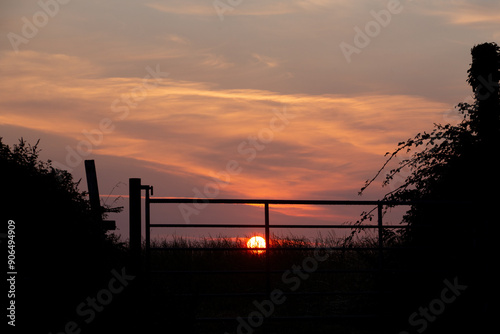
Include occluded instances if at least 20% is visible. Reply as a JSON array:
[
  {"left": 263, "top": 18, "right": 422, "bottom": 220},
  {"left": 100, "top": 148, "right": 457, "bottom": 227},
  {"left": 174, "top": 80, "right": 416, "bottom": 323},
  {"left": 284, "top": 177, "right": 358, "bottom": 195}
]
[
  {"left": 265, "top": 203, "right": 270, "bottom": 294},
  {"left": 129, "top": 178, "right": 142, "bottom": 273}
]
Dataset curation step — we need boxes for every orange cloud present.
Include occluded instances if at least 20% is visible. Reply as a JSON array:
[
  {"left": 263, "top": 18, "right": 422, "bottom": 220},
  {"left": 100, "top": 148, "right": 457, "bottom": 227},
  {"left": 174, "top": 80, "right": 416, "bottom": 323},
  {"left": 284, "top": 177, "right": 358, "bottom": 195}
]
[
  {"left": 0, "top": 50, "right": 450, "bottom": 217},
  {"left": 417, "top": 1, "right": 500, "bottom": 26}
]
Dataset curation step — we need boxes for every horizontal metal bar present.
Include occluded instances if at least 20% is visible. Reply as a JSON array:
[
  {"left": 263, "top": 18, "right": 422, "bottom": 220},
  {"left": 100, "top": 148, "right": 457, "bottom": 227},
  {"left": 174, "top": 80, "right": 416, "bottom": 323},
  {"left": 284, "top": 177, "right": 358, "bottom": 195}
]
[
  {"left": 265, "top": 224, "right": 408, "bottom": 229},
  {"left": 151, "top": 224, "right": 264, "bottom": 228},
  {"left": 149, "top": 198, "right": 417, "bottom": 205},
  {"left": 149, "top": 223, "right": 410, "bottom": 229}
]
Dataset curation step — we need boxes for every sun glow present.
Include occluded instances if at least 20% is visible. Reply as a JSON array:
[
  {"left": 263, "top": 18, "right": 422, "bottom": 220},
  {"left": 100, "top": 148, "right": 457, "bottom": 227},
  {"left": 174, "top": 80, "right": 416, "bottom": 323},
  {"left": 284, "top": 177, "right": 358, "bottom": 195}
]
[{"left": 247, "top": 236, "right": 266, "bottom": 254}]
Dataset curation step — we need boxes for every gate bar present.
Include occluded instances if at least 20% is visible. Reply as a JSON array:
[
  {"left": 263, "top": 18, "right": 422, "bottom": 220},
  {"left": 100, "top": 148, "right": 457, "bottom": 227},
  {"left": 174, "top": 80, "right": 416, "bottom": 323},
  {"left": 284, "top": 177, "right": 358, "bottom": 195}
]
[
  {"left": 149, "top": 198, "right": 417, "bottom": 205},
  {"left": 265, "top": 203, "right": 270, "bottom": 293},
  {"left": 148, "top": 223, "right": 406, "bottom": 228}
]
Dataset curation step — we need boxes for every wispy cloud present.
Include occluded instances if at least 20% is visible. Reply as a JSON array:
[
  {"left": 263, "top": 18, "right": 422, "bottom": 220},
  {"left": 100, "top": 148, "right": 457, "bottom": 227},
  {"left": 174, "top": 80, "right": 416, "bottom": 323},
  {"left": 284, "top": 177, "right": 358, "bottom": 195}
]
[
  {"left": 0, "top": 50, "right": 449, "bottom": 204},
  {"left": 416, "top": 0, "right": 500, "bottom": 26},
  {"left": 166, "top": 34, "right": 191, "bottom": 45},
  {"left": 147, "top": 0, "right": 298, "bottom": 17},
  {"left": 146, "top": 2, "right": 214, "bottom": 16},
  {"left": 201, "top": 53, "right": 235, "bottom": 69},
  {"left": 1, "top": 0, "right": 497, "bottom": 235},
  {"left": 252, "top": 53, "right": 280, "bottom": 68}
]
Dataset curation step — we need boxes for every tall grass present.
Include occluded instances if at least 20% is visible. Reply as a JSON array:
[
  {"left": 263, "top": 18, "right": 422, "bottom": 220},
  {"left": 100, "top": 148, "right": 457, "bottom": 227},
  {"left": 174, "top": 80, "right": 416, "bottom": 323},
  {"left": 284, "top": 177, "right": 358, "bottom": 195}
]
[{"left": 139, "top": 233, "right": 404, "bottom": 333}]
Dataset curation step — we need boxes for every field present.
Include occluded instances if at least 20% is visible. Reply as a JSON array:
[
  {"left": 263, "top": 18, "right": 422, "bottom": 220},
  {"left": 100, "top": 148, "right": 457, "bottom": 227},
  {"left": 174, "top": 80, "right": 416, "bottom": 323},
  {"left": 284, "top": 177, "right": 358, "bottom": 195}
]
[{"left": 134, "top": 233, "right": 446, "bottom": 334}]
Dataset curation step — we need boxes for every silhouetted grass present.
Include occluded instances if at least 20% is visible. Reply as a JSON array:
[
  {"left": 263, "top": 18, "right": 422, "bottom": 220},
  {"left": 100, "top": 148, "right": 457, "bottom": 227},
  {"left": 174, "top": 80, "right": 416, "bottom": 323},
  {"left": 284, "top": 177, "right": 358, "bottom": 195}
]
[
  {"left": 139, "top": 233, "right": 401, "bottom": 333},
  {"left": 83, "top": 230, "right": 471, "bottom": 334}
]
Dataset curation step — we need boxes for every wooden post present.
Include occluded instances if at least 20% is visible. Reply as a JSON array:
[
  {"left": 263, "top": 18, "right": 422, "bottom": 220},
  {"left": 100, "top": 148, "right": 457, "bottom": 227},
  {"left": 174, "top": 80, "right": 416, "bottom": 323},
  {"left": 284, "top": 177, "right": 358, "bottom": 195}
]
[
  {"left": 85, "top": 160, "right": 101, "bottom": 217},
  {"left": 142, "top": 185, "right": 153, "bottom": 278},
  {"left": 264, "top": 203, "right": 270, "bottom": 250},
  {"left": 129, "top": 178, "right": 142, "bottom": 273},
  {"left": 85, "top": 160, "right": 116, "bottom": 230},
  {"left": 143, "top": 186, "right": 152, "bottom": 257},
  {"left": 265, "top": 203, "right": 270, "bottom": 294}
]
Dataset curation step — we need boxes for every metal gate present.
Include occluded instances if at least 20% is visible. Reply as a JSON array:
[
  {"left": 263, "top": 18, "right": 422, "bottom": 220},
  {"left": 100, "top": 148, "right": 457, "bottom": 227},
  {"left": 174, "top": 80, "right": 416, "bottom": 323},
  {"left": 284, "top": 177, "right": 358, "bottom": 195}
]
[{"left": 128, "top": 178, "right": 461, "bottom": 333}]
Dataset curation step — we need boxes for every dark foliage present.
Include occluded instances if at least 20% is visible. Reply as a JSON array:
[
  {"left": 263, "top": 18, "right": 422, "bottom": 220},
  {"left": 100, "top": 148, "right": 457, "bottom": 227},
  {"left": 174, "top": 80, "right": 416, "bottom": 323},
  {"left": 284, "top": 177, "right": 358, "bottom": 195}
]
[
  {"left": 352, "top": 42, "right": 499, "bottom": 333},
  {"left": 353, "top": 42, "right": 500, "bottom": 244},
  {"left": 0, "top": 138, "right": 128, "bottom": 332}
]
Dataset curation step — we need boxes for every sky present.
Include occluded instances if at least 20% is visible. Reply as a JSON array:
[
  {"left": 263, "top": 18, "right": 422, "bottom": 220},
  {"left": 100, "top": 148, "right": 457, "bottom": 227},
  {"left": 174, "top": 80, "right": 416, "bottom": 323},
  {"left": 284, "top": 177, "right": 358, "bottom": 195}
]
[{"left": 1, "top": 0, "right": 499, "bottom": 242}]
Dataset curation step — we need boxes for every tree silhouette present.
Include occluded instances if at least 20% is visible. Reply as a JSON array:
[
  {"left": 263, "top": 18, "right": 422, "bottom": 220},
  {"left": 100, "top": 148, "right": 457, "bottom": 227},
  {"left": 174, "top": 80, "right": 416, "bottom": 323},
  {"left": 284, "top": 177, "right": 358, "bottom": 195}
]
[
  {"left": 0, "top": 138, "right": 126, "bottom": 332},
  {"left": 357, "top": 42, "right": 499, "bottom": 332},
  {"left": 358, "top": 42, "right": 499, "bottom": 240}
]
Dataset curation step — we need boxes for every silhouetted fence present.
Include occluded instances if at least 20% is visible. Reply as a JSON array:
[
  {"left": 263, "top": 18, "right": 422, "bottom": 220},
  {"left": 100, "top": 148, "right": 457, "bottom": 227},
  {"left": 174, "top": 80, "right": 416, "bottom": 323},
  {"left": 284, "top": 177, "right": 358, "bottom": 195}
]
[{"left": 128, "top": 178, "right": 461, "bottom": 328}]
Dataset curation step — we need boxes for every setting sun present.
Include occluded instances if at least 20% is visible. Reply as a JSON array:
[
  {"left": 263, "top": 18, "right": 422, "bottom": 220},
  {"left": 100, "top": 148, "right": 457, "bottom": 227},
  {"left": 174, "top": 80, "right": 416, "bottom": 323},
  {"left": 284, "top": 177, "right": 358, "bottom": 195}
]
[{"left": 247, "top": 236, "right": 266, "bottom": 253}]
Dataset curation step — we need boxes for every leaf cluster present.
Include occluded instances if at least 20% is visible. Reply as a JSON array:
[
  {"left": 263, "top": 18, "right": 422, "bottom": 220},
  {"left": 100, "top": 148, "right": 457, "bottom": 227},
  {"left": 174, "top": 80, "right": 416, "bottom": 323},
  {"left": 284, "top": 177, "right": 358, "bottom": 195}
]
[
  {"left": 360, "top": 103, "right": 478, "bottom": 202},
  {"left": 0, "top": 137, "right": 127, "bottom": 331}
]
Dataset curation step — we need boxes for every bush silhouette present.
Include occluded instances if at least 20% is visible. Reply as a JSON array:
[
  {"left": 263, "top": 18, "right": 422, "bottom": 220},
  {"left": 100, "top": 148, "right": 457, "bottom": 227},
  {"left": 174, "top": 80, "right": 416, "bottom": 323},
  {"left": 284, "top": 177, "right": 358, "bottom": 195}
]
[
  {"left": 0, "top": 138, "right": 127, "bottom": 332},
  {"left": 358, "top": 42, "right": 499, "bottom": 332}
]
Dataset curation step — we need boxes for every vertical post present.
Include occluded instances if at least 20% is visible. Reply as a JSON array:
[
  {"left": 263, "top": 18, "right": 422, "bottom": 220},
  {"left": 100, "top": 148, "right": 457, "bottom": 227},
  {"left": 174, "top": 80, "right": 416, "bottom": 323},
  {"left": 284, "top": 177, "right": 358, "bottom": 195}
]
[
  {"left": 84, "top": 160, "right": 101, "bottom": 218},
  {"left": 84, "top": 160, "right": 116, "bottom": 231},
  {"left": 264, "top": 203, "right": 270, "bottom": 250},
  {"left": 129, "top": 178, "right": 142, "bottom": 273},
  {"left": 265, "top": 203, "right": 270, "bottom": 294},
  {"left": 143, "top": 185, "right": 152, "bottom": 282},
  {"left": 143, "top": 186, "right": 152, "bottom": 257},
  {"left": 144, "top": 186, "right": 151, "bottom": 253}
]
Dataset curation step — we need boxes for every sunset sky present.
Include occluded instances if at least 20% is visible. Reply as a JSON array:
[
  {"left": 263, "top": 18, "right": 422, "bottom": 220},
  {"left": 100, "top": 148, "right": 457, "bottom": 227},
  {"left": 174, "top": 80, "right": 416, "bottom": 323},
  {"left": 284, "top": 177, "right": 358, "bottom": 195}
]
[{"left": 1, "top": 0, "right": 499, "bottom": 241}]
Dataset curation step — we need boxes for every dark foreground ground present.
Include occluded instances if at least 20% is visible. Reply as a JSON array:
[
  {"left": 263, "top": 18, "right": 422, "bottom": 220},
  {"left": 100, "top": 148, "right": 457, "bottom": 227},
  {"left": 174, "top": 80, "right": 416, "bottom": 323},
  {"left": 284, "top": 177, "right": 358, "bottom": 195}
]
[{"left": 13, "top": 235, "right": 492, "bottom": 334}]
